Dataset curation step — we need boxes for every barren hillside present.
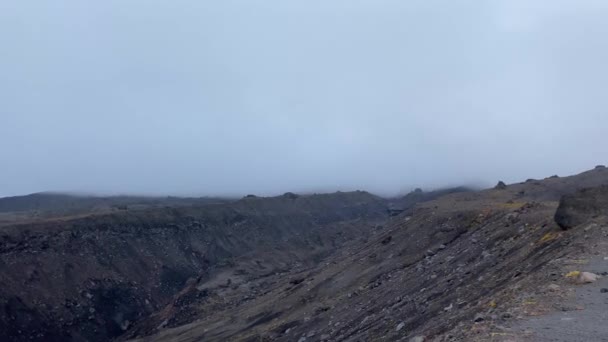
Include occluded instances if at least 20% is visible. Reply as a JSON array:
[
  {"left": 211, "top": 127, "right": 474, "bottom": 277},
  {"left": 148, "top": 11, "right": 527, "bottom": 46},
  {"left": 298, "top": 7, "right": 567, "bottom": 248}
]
[{"left": 2, "top": 167, "right": 608, "bottom": 342}]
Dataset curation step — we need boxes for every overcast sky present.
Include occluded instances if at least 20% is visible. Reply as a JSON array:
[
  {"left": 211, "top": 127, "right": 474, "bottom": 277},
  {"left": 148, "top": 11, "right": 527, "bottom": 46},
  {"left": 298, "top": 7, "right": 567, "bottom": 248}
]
[{"left": 1, "top": 0, "right": 607, "bottom": 197}]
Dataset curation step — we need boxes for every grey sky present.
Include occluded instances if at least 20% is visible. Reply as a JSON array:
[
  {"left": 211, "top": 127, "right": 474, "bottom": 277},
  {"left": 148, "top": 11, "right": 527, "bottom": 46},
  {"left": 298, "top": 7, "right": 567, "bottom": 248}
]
[{"left": 1, "top": 0, "right": 607, "bottom": 197}]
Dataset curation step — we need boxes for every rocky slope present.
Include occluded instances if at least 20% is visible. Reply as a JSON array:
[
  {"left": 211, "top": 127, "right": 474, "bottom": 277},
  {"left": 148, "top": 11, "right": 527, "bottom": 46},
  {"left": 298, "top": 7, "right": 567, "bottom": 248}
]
[
  {"left": 0, "top": 191, "right": 388, "bottom": 341},
  {"left": 2, "top": 166, "right": 608, "bottom": 342},
  {"left": 127, "top": 166, "right": 608, "bottom": 342}
]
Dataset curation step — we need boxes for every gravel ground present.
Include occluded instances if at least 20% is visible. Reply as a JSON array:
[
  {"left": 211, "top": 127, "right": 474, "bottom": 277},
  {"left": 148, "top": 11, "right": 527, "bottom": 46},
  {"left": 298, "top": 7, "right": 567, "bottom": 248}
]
[{"left": 511, "top": 257, "right": 608, "bottom": 342}]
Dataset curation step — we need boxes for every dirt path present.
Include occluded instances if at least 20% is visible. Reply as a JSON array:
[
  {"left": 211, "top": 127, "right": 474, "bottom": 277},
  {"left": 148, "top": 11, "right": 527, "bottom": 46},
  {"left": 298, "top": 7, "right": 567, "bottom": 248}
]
[{"left": 510, "top": 257, "right": 608, "bottom": 342}]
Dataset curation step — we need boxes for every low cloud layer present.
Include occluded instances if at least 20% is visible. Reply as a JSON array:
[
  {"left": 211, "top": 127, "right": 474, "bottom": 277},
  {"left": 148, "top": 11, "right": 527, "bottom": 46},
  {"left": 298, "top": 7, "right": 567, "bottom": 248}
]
[{"left": 1, "top": 0, "right": 607, "bottom": 197}]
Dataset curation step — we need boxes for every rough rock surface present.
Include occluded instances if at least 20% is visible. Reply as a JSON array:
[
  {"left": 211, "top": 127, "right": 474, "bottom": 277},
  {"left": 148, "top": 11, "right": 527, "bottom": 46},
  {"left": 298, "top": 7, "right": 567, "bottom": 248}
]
[{"left": 555, "top": 185, "right": 608, "bottom": 229}]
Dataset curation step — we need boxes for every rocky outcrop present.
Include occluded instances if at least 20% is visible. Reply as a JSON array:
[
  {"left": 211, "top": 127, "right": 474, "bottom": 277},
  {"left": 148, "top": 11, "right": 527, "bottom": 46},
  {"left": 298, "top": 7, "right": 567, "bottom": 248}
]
[
  {"left": 495, "top": 181, "right": 507, "bottom": 190},
  {"left": 555, "top": 185, "right": 608, "bottom": 229}
]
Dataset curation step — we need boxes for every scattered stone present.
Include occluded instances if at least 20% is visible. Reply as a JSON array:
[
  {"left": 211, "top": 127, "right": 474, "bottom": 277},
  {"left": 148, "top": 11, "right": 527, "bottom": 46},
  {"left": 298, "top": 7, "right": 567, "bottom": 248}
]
[
  {"left": 290, "top": 277, "right": 306, "bottom": 285},
  {"left": 601, "top": 288, "right": 608, "bottom": 293},
  {"left": 547, "top": 284, "right": 561, "bottom": 292},
  {"left": 410, "top": 336, "right": 426, "bottom": 342},
  {"left": 501, "top": 312, "right": 513, "bottom": 319},
  {"left": 505, "top": 213, "right": 520, "bottom": 224},
  {"left": 396, "top": 322, "right": 405, "bottom": 332},
  {"left": 120, "top": 320, "right": 130, "bottom": 331},
  {"left": 156, "top": 319, "right": 168, "bottom": 330},
  {"left": 577, "top": 272, "right": 599, "bottom": 284},
  {"left": 474, "top": 314, "right": 485, "bottom": 322},
  {"left": 556, "top": 304, "right": 578, "bottom": 312},
  {"left": 381, "top": 236, "right": 392, "bottom": 245}
]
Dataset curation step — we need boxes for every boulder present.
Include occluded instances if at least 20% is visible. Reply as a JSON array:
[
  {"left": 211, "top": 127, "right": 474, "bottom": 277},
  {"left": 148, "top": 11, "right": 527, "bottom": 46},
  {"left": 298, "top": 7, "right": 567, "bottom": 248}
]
[
  {"left": 474, "top": 313, "right": 485, "bottom": 322},
  {"left": 578, "top": 272, "right": 599, "bottom": 284},
  {"left": 494, "top": 181, "right": 507, "bottom": 190},
  {"left": 555, "top": 186, "right": 608, "bottom": 229}
]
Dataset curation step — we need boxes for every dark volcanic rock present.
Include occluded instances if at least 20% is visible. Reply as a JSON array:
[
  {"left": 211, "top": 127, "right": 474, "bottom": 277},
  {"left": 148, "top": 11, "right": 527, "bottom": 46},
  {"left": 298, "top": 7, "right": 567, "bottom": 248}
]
[
  {"left": 494, "top": 181, "right": 507, "bottom": 190},
  {"left": 555, "top": 185, "right": 608, "bottom": 230}
]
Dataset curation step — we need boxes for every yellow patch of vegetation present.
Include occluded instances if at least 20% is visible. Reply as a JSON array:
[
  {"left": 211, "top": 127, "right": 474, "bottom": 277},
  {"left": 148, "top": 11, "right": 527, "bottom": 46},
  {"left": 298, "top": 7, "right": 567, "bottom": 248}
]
[
  {"left": 565, "top": 271, "right": 581, "bottom": 278},
  {"left": 490, "top": 332, "right": 509, "bottom": 337},
  {"left": 499, "top": 202, "right": 526, "bottom": 210},
  {"left": 539, "top": 232, "right": 559, "bottom": 244},
  {"left": 488, "top": 300, "right": 497, "bottom": 308}
]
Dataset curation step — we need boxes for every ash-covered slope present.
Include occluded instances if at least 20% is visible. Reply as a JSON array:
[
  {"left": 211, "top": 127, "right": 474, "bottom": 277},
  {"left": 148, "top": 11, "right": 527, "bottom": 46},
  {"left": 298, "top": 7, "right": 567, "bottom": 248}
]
[
  {"left": 0, "top": 191, "right": 388, "bottom": 342},
  {"left": 128, "top": 166, "right": 608, "bottom": 342}
]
